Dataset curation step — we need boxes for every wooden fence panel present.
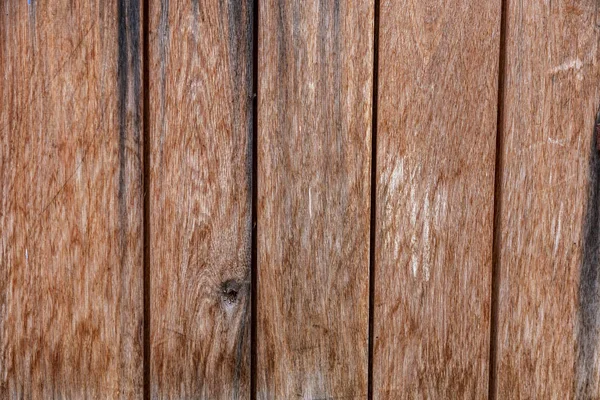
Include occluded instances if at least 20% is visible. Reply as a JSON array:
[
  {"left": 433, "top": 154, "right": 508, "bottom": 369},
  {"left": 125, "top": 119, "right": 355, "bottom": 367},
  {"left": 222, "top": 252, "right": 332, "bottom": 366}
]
[
  {"left": 495, "top": 1, "right": 600, "bottom": 398},
  {"left": 0, "top": 1, "right": 144, "bottom": 398},
  {"left": 256, "top": 1, "right": 374, "bottom": 398},
  {"left": 373, "top": 0, "right": 501, "bottom": 398},
  {"left": 7, "top": 1, "right": 600, "bottom": 397},
  {"left": 148, "top": 0, "right": 253, "bottom": 398}
]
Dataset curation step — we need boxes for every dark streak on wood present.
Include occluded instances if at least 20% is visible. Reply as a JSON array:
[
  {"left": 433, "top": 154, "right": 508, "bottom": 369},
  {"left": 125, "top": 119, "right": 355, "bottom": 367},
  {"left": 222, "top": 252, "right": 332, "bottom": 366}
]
[
  {"left": 595, "top": 117, "right": 600, "bottom": 153},
  {"left": 576, "top": 108, "right": 600, "bottom": 398},
  {"left": 28, "top": 0, "right": 37, "bottom": 30},
  {"left": 225, "top": 0, "right": 254, "bottom": 199},
  {"left": 234, "top": 278, "right": 251, "bottom": 399},
  {"left": 117, "top": 0, "right": 142, "bottom": 273},
  {"left": 191, "top": 0, "right": 200, "bottom": 17},
  {"left": 117, "top": 0, "right": 129, "bottom": 254},
  {"left": 317, "top": 0, "right": 342, "bottom": 168},
  {"left": 275, "top": 1, "right": 288, "bottom": 86},
  {"left": 156, "top": 0, "right": 169, "bottom": 174}
]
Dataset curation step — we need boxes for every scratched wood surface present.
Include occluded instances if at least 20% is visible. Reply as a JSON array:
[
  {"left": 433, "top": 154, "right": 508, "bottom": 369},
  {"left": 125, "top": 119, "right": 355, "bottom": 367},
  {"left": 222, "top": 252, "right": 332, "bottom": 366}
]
[
  {"left": 148, "top": 0, "right": 253, "bottom": 398},
  {"left": 373, "top": 0, "right": 501, "bottom": 398},
  {"left": 7, "top": 0, "right": 600, "bottom": 397},
  {"left": 494, "top": 1, "right": 600, "bottom": 398},
  {"left": 0, "top": 1, "right": 144, "bottom": 399},
  {"left": 256, "top": 1, "right": 373, "bottom": 398}
]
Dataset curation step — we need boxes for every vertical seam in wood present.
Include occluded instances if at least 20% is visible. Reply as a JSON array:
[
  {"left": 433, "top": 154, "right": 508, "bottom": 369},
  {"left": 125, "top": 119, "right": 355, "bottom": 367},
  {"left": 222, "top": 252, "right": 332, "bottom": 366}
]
[
  {"left": 250, "top": 0, "right": 259, "bottom": 398},
  {"left": 489, "top": 0, "right": 508, "bottom": 398},
  {"left": 142, "top": 0, "right": 151, "bottom": 398},
  {"left": 368, "top": 0, "right": 380, "bottom": 398}
]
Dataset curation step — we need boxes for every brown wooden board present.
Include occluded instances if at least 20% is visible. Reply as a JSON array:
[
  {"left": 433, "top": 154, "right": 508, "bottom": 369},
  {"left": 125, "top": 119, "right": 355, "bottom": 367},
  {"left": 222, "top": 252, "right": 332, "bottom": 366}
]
[
  {"left": 256, "top": 1, "right": 374, "bottom": 398},
  {"left": 0, "top": 1, "right": 144, "bottom": 398},
  {"left": 148, "top": 0, "right": 253, "bottom": 398},
  {"left": 373, "top": 0, "right": 501, "bottom": 397},
  {"left": 494, "top": 1, "right": 600, "bottom": 397}
]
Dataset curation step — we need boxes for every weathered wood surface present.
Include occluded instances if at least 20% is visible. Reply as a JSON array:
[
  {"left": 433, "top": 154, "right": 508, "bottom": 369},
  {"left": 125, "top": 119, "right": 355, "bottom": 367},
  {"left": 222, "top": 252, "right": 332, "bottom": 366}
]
[
  {"left": 256, "top": 1, "right": 373, "bottom": 398},
  {"left": 148, "top": 0, "right": 253, "bottom": 398},
  {"left": 373, "top": 0, "right": 501, "bottom": 398},
  {"left": 494, "top": 1, "right": 600, "bottom": 398},
  {"left": 0, "top": 1, "right": 144, "bottom": 398},
  {"left": 6, "top": 0, "right": 600, "bottom": 397}
]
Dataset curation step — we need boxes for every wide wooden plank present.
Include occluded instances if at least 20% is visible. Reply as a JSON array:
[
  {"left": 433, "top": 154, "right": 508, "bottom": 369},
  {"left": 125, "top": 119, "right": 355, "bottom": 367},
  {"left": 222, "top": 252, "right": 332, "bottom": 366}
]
[
  {"left": 148, "top": 0, "right": 253, "bottom": 398},
  {"left": 256, "top": 1, "right": 373, "bottom": 398},
  {"left": 0, "top": 1, "right": 143, "bottom": 398},
  {"left": 495, "top": 1, "right": 600, "bottom": 397},
  {"left": 373, "top": 0, "right": 501, "bottom": 397}
]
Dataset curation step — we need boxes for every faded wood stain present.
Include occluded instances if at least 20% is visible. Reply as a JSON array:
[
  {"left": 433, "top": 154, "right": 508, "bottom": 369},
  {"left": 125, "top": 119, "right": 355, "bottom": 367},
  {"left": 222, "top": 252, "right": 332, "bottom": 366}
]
[{"left": 257, "top": 1, "right": 373, "bottom": 398}]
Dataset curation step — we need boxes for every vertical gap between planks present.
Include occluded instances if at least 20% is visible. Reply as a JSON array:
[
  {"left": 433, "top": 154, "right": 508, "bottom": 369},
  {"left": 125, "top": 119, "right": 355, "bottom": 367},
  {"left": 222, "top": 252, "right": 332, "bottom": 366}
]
[
  {"left": 367, "top": 0, "right": 380, "bottom": 398},
  {"left": 250, "top": 0, "right": 259, "bottom": 398},
  {"left": 489, "top": 0, "right": 508, "bottom": 398},
  {"left": 142, "top": 0, "right": 151, "bottom": 398}
]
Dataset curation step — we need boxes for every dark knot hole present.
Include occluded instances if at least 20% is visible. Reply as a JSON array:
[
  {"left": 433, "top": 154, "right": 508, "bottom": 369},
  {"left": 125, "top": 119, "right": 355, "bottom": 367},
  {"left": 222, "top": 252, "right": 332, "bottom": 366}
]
[{"left": 220, "top": 279, "right": 242, "bottom": 305}]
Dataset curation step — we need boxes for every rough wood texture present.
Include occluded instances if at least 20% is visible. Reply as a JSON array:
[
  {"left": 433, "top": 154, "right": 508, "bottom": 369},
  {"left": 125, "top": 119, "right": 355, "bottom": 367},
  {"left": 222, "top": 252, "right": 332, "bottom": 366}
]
[
  {"left": 257, "top": 1, "right": 373, "bottom": 398},
  {"left": 373, "top": 0, "right": 501, "bottom": 397},
  {"left": 149, "top": 0, "right": 253, "bottom": 398},
  {"left": 495, "top": 1, "right": 600, "bottom": 398},
  {"left": 0, "top": 1, "right": 144, "bottom": 398}
]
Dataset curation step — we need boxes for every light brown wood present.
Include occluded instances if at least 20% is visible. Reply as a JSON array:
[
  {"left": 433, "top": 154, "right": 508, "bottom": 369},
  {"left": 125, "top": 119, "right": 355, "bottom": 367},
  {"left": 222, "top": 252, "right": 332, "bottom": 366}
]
[
  {"left": 148, "top": 0, "right": 253, "bottom": 398},
  {"left": 495, "top": 1, "right": 600, "bottom": 398},
  {"left": 256, "top": 1, "right": 373, "bottom": 398},
  {"left": 373, "top": 0, "right": 501, "bottom": 397},
  {"left": 0, "top": 1, "right": 144, "bottom": 398}
]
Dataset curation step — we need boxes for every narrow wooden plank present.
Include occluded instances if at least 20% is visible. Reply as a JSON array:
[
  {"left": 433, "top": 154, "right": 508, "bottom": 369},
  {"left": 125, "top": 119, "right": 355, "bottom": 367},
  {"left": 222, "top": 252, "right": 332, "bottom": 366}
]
[
  {"left": 0, "top": 1, "right": 143, "bottom": 398},
  {"left": 373, "top": 0, "right": 501, "bottom": 397},
  {"left": 149, "top": 0, "right": 253, "bottom": 398},
  {"left": 257, "top": 1, "right": 373, "bottom": 398},
  {"left": 495, "top": 2, "right": 600, "bottom": 397}
]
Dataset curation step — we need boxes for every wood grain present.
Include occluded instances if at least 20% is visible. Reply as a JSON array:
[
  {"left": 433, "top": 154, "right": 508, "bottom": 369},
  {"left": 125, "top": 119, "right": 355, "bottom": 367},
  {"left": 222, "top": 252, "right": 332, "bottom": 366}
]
[
  {"left": 373, "top": 0, "right": 501, "bottom": 397},
  {"left": 148, "top": 0, "right": 253, "bottom": 398},
  {"left": 495, "top": 1, "right": 600, "bottom": 397},
  {"left": 0, "top": 1, "right": 144, "bottom": 398},
  {"left": 257, "top": 1, "right": 373, "bottom": 398}
]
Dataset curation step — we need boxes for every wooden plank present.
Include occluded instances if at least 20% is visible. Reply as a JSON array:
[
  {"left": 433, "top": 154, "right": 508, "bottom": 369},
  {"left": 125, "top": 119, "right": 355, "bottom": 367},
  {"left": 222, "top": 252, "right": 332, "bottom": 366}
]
[
  {"left": 256, "top": 1, "right": 373, "bottom": 398},
  {"left": 373, "top": 0, "right": 501, "bottom": 397},
  {"left": 495, "top": 1, "right": 600, "bottom": 397},
  {"left": 148, "top": 0, "right": 253, "bottom": 398},
  {"left": 0, "top": 1, "right": 143, "bottom": 398}
]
